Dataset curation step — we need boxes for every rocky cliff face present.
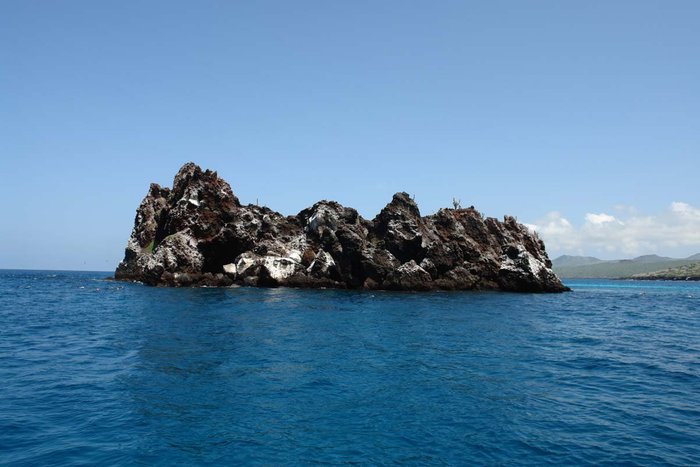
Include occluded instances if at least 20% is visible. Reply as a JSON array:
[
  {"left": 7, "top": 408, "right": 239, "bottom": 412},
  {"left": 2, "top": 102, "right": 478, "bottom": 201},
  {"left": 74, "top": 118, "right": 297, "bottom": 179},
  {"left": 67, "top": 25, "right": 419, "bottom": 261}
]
[{"left": 115, "top": 163, "right": 569, "bottom": 292}]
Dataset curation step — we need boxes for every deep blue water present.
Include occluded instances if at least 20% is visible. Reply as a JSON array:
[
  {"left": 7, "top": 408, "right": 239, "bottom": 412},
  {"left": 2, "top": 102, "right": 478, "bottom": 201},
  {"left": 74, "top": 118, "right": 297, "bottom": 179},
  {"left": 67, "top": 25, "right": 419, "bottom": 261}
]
[{"left": 1, "top": 270, "right": 699, "bottom": 466}]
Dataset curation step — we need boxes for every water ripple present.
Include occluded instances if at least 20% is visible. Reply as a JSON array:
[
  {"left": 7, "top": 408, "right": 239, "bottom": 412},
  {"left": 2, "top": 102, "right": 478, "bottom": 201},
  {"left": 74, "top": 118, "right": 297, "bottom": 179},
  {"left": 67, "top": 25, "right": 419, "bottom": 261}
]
[{"left": 0, "top": 272, "right": 699, "bottom": 465}]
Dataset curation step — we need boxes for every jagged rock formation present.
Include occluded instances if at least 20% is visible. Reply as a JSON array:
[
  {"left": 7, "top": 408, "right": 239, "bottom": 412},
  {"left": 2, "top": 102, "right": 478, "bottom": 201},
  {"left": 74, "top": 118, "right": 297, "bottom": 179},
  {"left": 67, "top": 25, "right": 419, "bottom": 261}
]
[{"left": 115, "top": 163, "right": 569, "bottom": 292}]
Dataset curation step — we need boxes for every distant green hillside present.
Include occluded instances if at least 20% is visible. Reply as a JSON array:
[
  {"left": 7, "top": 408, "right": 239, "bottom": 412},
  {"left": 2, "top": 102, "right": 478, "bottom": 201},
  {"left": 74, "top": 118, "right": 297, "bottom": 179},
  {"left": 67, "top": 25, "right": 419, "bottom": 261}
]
[
  {"left": 632, "top": 262, "right": 700, "bottom": 280},
  {"left": 553, "top": 256, "right": 700, "bottom": 279},
  {"left": 629, "top": 254, "right": 674, "bottom": 263},
  {"left": 551, "top": 255, "right": 604, "bottom": 268}
]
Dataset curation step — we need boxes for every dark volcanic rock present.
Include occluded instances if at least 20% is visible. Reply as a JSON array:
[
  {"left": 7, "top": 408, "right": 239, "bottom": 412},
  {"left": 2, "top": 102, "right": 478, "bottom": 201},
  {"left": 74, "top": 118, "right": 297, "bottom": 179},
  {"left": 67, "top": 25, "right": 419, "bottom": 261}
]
[{"left": 115, "top": 163, "right": 569, "bottom": 292}]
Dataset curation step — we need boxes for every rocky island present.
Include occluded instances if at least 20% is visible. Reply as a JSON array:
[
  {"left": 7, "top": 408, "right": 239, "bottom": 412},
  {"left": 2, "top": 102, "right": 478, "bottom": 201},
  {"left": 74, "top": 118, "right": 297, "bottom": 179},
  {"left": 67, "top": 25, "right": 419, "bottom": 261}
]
[
  {"left": 631, "top": 262, "right": 700, "bottom": 281},
  {"left": 115, "top": 163, "right": 569, "bottom": 292}
]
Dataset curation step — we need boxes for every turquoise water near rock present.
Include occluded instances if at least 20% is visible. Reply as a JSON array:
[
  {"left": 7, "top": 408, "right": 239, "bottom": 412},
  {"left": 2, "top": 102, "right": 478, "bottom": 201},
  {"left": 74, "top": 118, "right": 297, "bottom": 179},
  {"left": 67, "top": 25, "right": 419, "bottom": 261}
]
[{"left": 1, "top": 270, "right": 699, "bottom": 465}]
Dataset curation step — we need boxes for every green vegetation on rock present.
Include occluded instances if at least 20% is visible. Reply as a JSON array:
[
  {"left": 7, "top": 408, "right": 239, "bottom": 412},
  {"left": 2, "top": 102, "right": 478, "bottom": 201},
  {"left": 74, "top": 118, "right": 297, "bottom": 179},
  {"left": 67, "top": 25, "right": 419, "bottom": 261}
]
[{"left": 143, "top": 240, "right": 155, "bottom": 254}]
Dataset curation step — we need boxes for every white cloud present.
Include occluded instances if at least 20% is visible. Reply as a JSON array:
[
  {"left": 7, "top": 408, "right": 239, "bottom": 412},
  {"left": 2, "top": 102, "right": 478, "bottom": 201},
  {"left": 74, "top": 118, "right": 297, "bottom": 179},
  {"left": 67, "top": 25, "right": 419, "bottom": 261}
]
[
  {"left": 671, "top": 201, "right": 700, "bottom": 219},
  {"left": 527, "top": 212, "right": 578, "bottom": 251},
  {"left": 527, "top": 202, "right": 700, "bottom": 258},
  {"left": 584, "top": 212, "right": 620, "bottom": 225}
]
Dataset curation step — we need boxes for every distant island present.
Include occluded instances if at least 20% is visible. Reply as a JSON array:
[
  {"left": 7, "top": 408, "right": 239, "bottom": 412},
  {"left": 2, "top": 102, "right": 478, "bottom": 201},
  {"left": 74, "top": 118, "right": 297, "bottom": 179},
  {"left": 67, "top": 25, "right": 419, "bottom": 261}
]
[
  {"left": 631, "top": 262, "right": 700, "bottom": 281},
  {"left": 552, "top": 254, "right": 700, "bottom": 280},
  {"left": 115, "top": 163, "right": 568, "bottom": 292}
]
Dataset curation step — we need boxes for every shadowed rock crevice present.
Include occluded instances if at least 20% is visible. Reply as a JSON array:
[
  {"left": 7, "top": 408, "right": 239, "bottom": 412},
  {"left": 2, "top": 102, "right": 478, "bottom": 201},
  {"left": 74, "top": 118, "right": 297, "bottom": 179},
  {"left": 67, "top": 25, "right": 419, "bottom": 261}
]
[{"left": 115, "top": 163, "right": 569, "bottom": 292}]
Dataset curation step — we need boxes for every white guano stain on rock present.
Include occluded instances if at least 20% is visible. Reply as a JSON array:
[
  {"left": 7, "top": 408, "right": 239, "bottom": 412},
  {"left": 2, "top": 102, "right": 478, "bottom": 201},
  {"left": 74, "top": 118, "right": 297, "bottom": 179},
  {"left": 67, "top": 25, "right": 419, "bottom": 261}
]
[{"left": 262, "top": 256, "right": 297, "bottom": 281}]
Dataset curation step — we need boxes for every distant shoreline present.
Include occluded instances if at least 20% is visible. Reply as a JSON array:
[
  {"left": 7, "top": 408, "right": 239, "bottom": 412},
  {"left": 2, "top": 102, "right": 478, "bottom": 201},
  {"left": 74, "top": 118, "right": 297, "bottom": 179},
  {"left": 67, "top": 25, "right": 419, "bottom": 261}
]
[
  {"left": 560, "top": 277, "right": 700, "bottom": 282},
  {"left": 0, "top": 268, "right": 113, "bottom": 274}
]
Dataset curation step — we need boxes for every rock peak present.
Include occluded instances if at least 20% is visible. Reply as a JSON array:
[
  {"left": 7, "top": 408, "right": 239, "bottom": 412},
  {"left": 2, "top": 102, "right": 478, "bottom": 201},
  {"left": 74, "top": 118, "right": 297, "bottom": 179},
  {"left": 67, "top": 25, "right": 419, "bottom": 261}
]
[
  {"left": 388, "top": 192, "right": 420, "bottom": 215},
  {"left": 116, "top": 164, "right": 568, "bottom": 292},
  {"left": 373, "top": 192, "right": 421, "bottom": 226}
]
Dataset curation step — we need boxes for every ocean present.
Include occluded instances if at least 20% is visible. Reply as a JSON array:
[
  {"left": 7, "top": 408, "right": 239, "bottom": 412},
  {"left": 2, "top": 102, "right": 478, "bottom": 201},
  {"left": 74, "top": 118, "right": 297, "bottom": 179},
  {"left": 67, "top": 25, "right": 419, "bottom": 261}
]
[{"left": 1, "top": 270, "right": 698, "bottom": 465}]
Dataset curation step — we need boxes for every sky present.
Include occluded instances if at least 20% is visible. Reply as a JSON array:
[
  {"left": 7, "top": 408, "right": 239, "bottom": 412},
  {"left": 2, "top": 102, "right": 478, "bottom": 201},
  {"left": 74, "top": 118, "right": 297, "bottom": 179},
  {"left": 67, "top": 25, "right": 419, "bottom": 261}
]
[{"left": 1, "top": 1, "right": 699, "bottom": 271}]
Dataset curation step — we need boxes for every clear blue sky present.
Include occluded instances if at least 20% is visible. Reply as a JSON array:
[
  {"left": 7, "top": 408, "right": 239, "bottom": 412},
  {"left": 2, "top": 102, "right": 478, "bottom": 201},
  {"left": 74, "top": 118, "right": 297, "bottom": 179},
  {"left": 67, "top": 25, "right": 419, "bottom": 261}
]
[{"left": 2, "top": 1, "right": 699, "bottom": 270}]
